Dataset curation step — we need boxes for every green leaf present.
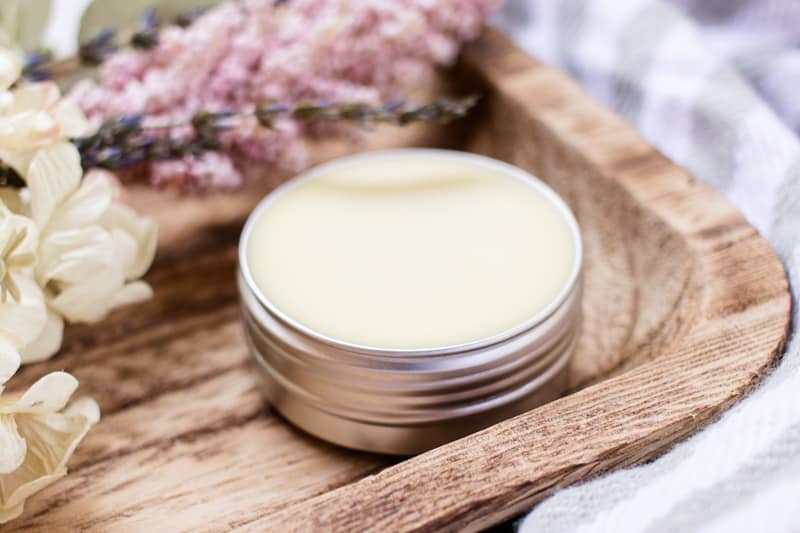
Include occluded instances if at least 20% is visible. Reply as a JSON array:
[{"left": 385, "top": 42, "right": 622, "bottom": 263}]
[
  {"left": 0, "top": 0, "right": 52, "bottom": 50},
  {"left": 79, "top": 0, "right": 224, "bottom": 43}
]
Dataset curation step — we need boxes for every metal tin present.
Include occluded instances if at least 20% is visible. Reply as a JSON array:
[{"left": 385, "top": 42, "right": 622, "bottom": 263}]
[{"left": 238, "top": 149, "right": 583, "bottom": 455}]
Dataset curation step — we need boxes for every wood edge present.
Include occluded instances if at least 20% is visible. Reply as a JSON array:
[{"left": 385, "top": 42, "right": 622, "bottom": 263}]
[{"left": 252, "top": 29, "right": 792, "bottom": 531}]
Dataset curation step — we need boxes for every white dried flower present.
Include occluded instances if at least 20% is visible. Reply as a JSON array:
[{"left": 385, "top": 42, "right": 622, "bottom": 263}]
[
  {"left": 0, "top": 205, "right": 50, "bottom": 364},
  {"left": 0, "top": 348, "right": 99, "bottom": 523},
  {"left": 0, "top": 51, "right": 88, "bottom": 180},
  {"left": 27, "top": 143, "right": 157, "bottom": 327},
  {"left": 0, "top": 42, "right": 157, "bottom": 363}
]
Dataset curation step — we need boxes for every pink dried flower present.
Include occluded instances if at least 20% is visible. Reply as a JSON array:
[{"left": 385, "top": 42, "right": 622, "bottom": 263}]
[
  {"left": 69, "top": 0, "right": 499, "bottom": 192},
  {"left": 151, "top": 152, "right": 242, "bottom": 191}
]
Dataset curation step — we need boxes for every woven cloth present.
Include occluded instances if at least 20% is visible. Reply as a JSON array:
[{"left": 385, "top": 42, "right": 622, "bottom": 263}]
[{"left": 495, "top": 1, "right": 800, "bottom": 531}]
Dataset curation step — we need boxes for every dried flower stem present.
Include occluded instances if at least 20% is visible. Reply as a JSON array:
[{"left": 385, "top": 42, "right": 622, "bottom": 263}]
[{"left": 73, "top": 96, "right": 478, "bottom": 172}]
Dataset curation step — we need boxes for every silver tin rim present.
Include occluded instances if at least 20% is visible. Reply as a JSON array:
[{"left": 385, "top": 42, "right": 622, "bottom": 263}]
[
  {"left": 238, "top": 272, "right": 581, "bottom": 372},
  {"left": 246, "top": 312, "right": 578, "bottom": 418},
  {"left": 248, "top": 331, "right": 577, "bottom": 424},
  {"left": 238, "top": 148, "right": 583, "bottom": 356},
  {"left": 240, "top": 274, "right": 581, "bottom": 407},
  {"left": 246, "top": 331, "right": 575, "bottom": 455}
]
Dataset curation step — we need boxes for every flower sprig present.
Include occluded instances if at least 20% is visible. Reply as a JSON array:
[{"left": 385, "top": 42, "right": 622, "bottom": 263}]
[
  {"left": 68, "top": 0, "right": 497, "bottom": 190},
  {"left": 1, "top": 97, "right": 476, "bottom": 187},
  {"left": 72, "top": 96, "right": 477, "bottom": 173}
]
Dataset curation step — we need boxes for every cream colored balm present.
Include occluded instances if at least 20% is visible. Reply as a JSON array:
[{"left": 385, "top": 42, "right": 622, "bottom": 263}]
[{"left": 244, "top": 149, "right": 579, "bottom": 351}]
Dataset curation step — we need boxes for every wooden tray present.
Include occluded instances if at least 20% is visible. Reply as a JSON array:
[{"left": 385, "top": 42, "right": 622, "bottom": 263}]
[{"left": 9, "top": 29, "right": 790, "bottom": 532}]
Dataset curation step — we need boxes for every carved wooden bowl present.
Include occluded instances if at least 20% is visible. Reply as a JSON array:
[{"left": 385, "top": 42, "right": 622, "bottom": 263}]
[{"left": 9, "top": 30, "right": 789, "bottom": 532}]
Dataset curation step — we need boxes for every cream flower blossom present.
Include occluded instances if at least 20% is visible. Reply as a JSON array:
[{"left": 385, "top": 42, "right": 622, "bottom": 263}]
[
  {"left": 0, "top": 44, "right": 156, "bottom": 363},
  {"left": 0, "top": 206, "right": 48, "bottom": 364},
  {"left": 0, "top": 38, "right": 122, "bottom": 527},
  {"left": 0, "top": 48, "right": 88, "bottom": 180},
  {"left": 0, "top": 348, "right": 99, "bottom": 523},
  {"left": 27, "top": 143, "right": 157, "bottom": 327},
  {"left": 0, "top": 205, "right": 35, "bottom": 302}
]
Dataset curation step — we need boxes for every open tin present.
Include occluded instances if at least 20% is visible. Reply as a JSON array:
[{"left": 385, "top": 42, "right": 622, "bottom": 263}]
[{"left": 238, "top": 149, "right": 583, "bottom": 455}]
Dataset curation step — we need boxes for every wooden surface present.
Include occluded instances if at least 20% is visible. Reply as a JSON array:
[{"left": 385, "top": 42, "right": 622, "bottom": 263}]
[{"left": 7, "top": 29, "right": 790, "bottom": 532}]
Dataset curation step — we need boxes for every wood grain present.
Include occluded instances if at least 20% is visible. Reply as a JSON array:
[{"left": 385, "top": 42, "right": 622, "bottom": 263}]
[{"left": 7, "top": 29, "right": 790, "bottom": 532}]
